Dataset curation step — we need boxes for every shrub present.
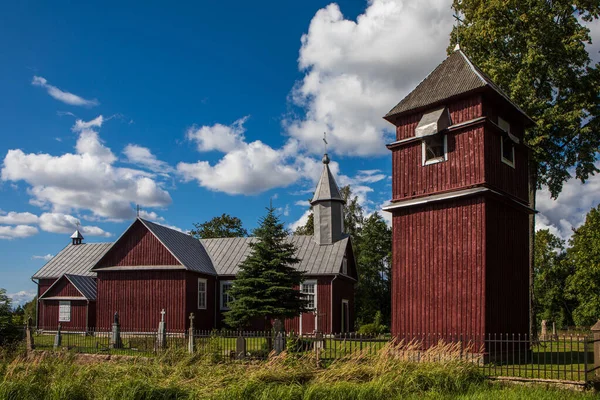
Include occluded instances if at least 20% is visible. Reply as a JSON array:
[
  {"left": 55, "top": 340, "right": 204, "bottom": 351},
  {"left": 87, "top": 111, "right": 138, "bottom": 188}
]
[{"left": 357, "top": 311, "right": 388, "bottom": 335}]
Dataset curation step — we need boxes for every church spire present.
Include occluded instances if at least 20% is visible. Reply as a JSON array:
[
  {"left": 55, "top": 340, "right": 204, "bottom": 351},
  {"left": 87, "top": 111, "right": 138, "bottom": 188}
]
[{"left": 311, "top": 153, "right": 345, "bottom": 245}]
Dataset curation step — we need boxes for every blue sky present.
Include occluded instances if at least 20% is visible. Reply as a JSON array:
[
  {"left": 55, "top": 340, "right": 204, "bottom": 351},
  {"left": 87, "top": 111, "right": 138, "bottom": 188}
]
[{"left": 1, "top": 0, "right": 599, "bottom": 304}]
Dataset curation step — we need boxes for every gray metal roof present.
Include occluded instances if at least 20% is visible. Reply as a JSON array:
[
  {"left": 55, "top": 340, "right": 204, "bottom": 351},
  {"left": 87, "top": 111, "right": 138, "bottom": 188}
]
[
  {"left": 311, "top": 155, "right": 344, "bottom": 204},
  {"left": 384, "top": 50, "right": 533, "bottom": 124},
  {"left": 65, "top": 275, "right": 97, "bottom": 300},
  {"left": 201, "top": 235, "right": 350, "bottom": 276},
  {"left": 139, "top": 219, "right": 217, "bottom": 275},
  {"left": 32, "top": 243, "right": 112, "bottom": 279}
]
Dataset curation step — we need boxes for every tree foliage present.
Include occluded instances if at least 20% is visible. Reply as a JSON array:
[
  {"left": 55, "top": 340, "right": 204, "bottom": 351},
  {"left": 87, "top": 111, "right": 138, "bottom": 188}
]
[
  {"left": 565, "top": 205, "right": 600, "bottom": 326},
  {"left": 451, "top": 0, "right": 600, "bottom": 197},
  {"left": 224, "top": 206, "right": 309, "bottom": 329},
  {"left": 533, "top": 229, "right": 574, "bottom": 328},
  {"left": 190, "top": 213, "right": 248, "bottom": 239},
  {"left": 0, "top": 289, "right": 21, "bottom": 345}
]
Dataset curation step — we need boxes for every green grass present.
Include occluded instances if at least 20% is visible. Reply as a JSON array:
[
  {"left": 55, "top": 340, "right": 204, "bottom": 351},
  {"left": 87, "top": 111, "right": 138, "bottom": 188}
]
[{"left": 0, "top": 347, "right": 597, "bottom": 400}]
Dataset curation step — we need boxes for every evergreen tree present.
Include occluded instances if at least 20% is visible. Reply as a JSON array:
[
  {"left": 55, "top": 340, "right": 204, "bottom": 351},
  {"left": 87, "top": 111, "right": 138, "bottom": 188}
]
[
  {"left": 566, "top": 204, "right": 600, "bottom": 326},
  {"left": 224, "top": 206, "right": 309, "bottom": 329},
  {"left": 190, "top": 213, "right": 248, "bottom": 239},
  {"left": 533, "top": 229, "right": 574, "bottom": 328},
  {"left": 0, "top": 288, "right": 20, "bottom": 345}
]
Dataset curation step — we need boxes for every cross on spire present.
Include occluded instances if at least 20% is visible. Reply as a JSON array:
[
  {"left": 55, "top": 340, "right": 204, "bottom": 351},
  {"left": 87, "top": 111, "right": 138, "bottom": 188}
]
[
  {"left": 136, "top": 204, "right": 140, "bottom": 217},
  {"left": 323, "top": 132, "right": 328, "bottom": 153},
  {"left": 452, "top": 7, "right": 464, "bottom": 51}
]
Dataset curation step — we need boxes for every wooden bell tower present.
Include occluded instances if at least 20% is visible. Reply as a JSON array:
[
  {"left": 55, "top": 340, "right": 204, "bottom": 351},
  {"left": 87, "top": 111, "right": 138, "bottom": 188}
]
[{"left": 383, "top": 49, "right": 535, "bottom": 339}]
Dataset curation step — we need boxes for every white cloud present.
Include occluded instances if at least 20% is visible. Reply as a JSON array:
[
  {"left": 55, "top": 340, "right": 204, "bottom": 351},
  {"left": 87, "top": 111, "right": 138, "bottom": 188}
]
[
  {"left": 138, "top": 210, "right": 165, "bottom": 222},
  {"left": 186, "top": 116, "right": 249, "bottom": 153},
  {"left": 7, "top": 290, "right": 36, "bottom": 307},
  {"left": 38, "top": 212, "right": 111, "bottom": 237},
  {"left": 0, "top": 225, "right": 38, "bottom": 240},
  {"left": 32, "top": 76, "right": 99, "bottom": 107},
  {"left": 536, "top": 162, "right": 600, "bottom": 241},
  {"left": 1, "top": 116, "right": 172, "bottom": 220},
  {"left": 289, "top": 209, "right": 312, "bottom": 232},
  {"left": 32, "top": 254, "right": 54, "bottom": 261},
  {"left": 295, "top": 200, "right": 311, "bottom": 207},
  {"left": 286, "top": 0, "right": 453, "bottom": 157},
  {"left": 0, "top": 212, "right": 39, "bottom": 225},
  {"left": 123, "top": 144, "right": 173, "bottom": 173}
]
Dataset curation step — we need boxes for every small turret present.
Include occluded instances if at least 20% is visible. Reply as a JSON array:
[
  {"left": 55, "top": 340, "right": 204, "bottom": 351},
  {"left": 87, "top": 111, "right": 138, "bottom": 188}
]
[
  {"left": 311, "top": 153, "right": 345, "bottom": 245},
  {"left": 71, "top": 229, "right": 84, "bottom": 245}
]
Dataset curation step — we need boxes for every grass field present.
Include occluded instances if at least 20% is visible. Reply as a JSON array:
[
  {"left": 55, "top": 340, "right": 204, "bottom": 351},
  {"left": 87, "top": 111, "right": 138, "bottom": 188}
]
[{"left": 1, "top": 344, "right": 598, "bottom": 400}]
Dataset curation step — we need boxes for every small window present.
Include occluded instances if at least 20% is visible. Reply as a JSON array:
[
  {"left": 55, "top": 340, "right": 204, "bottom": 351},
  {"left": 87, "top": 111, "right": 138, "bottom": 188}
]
[
  {"left": 422, "top": 135, "right": 447, "bottom": 165},
  {"left": 498, "top": 117, "right": 515, "bottom": 167},
  {"left": 342, "top": 256, "right": 348, "bottom": 275},
  {"left": 301, "top": 281, "right": 317, "bottom": 310},
  {"left": 220, "top": 281, "right": 233, "bottom": 310},
  {"left": 59, "top": 301, "right": 71, "bottom": 322},
  {"left": 198, "top": 278, "right": 207, "bottom": 310}
]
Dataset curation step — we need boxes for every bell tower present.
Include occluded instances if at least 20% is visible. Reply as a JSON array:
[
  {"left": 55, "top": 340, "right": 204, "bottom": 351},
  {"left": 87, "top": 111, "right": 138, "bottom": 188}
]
[
  {"left": 384, "top": 49, "right": 535, "bottom": 339},
  {"left": 312, "top": 153, "right": 345, "bottom": 245}
]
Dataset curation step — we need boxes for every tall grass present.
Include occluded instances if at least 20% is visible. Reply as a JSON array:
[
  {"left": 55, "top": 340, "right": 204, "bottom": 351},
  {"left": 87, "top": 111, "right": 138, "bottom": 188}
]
[{"left": 0, "top": 341, "right": 593, "bottom": 400}]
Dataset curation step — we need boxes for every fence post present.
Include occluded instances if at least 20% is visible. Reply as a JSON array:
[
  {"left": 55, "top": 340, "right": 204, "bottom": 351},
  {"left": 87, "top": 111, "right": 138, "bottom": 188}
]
[
  {"left": 25, "top": 317, "right": 35, "bottom": 352},
  {"left": 188, "top": 313, "right": 195, "bottom": 354},
  {"left": 53, "top": 323, "right": 62, "bottom": 350},
  {"left": 110, "top": 312, "right": 122, "bottom": 349},
  {"left": 590, "top": 320, "right": 600, "bottom": 380}
]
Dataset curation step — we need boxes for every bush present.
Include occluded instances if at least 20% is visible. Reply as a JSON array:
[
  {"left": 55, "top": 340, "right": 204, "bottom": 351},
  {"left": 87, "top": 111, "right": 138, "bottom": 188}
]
[{"left": 357, "top": 311, "right": 388, "bottom": 335}]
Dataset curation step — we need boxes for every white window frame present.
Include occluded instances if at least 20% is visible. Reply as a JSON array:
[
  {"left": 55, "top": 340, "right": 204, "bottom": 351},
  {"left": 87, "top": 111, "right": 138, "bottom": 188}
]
[
  {"left": 498, "top": 117, "right": 515, "bottom": 168},
  {"left": 220, "top": 281, "right": 233, "bottom": 311},
  {"left": 58, "top": 301, "right": 71, "bottom": 322},
  {"left": 422, "top": 134, "right": 448, "bottom": 166},
  {"left": 300, "top": 280, "right": 317, "bottom": 311},
  {"left": 197, "top": 278, "right": 207, "bottom": 310},
  {"left": 341, "top": 299, "right": 350, "bottom": 333}
]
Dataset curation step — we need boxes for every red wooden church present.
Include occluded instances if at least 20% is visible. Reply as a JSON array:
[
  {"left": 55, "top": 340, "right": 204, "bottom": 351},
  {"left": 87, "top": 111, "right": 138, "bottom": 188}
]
[
  {"left": 383, "top": 48, "right": 534, "bottom": 339},
  {"left": 32, "top": 155, "right": 357, "bottom": 333}
]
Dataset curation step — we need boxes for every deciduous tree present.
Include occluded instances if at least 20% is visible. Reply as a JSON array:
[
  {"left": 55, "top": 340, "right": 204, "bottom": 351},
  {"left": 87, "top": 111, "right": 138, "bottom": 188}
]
[{"left": 190, "top": 213, "right": 248, "bottom": 239}]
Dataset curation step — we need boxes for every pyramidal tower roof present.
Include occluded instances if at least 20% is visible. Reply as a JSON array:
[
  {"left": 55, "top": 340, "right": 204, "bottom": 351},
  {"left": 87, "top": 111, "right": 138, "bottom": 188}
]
[
  {"left": 70, "top": 229, "right": 84, "bottom": 240},
  {"left": 384, "top": 49, "right": 533, "bottom": 125},
  {"left": 311, "top": 153, "right": 345, "bottom": 205}
]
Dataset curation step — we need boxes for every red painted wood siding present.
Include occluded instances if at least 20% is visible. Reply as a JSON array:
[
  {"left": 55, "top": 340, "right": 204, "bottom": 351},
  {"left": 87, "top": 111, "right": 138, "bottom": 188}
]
[
  {"left": 96, "top": 220, "right": 181, "bottom": 268},
  {"left": 38, "top": 279, "right": 56, "bottom": 297},
  {"left": 185, "top": 272, "right": 216, "bottom": 330},
  {"left": 391, "top": 196, "right": 486, "bottom": 338},
  {"left": 285, "top": 277, "right": 333, "bottom": 334},
  {"left": 392, "top": 126, "right": 486, "bottom": 201},
  {"left": 485, "top": 198, "right": 530, "bottom": 335},
  {"left": 331, "top": 276, "right": 355, "bottom": 333},
  {"left": 39, "top": 300, "right": 89, "bottom": 330},
  {"left": 43, "top": 278, "right": 83, "bottom": 298},
  {"left": 96, "top": 270, "right": 186, "bottom": 331}
]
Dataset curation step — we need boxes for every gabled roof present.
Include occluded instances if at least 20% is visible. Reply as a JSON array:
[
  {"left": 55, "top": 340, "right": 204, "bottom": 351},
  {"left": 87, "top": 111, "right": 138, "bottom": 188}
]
[
  {"left": 311, "top": 154, "right": 345, "bottom": 204},
  {"left": 384, "top": 50, "right": 533, "bottom": 125},
  {"left": 201, "top": 235, "right": 351, "bottom": 277},
  {"left": 32, "top": 243, "right": 112, "bottom": 279},
  {"left": 39, "top": 274, "right": 97, "bottom": 300}
]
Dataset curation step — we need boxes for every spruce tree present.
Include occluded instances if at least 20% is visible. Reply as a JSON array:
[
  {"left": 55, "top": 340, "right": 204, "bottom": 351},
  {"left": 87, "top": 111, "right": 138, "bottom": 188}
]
[{"left": 224, "top": 205, "right": 309, "bottom": 329}]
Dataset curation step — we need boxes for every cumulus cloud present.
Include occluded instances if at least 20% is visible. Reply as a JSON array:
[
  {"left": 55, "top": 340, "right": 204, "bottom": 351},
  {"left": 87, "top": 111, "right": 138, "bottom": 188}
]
[
  {"left": 7, "top": 290, "right": 36, "bottom": 307},
  {"left": 38, "top": 212, "right": 111, "bottom": 237},
  {"left": 286, "top": 0, "right": 453, "bottom": 156},
  {"left": 0, "top": 225, "right": 38, "bottom": 240},
  {"left": 32, "top": 254, "right": 54, "bottom": 261},
  {"left": 535, "top": 162, "right": 600, "bottom": 241},
  {"left": 1, "top": 116, "right": 172, "bottom": 220},
  {"left": 186, "top": 116, "right": 249, "bottom": 153},
  {"left": 0, "top": 212, "right": 39, "bottom": 225},
  {"left": 123, "top": 144, "right": 174, "bottom": 173},
  {"left": 32, "top": 76, "right": 99, "bottom": 107}
]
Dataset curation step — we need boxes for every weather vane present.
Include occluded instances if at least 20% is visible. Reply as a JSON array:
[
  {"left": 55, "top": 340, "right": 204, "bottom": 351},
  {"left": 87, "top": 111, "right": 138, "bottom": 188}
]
[{"left": 323, "top": 132, "right": 328, "bottom": 153}]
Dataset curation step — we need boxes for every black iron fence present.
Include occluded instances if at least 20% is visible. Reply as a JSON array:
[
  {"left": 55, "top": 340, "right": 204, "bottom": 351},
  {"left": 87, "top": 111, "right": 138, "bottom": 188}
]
[{"left": 25, "top": 328, "right": 594, "bottom": 382}]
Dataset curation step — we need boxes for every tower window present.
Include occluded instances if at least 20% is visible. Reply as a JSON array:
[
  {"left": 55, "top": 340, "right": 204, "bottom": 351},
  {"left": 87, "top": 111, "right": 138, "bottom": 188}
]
[
  {"left": 498, "top": 117, "right": 515, "bottom": 168},
  {"left": 422, "top": 135, "right": 447, "bottom": 165}
]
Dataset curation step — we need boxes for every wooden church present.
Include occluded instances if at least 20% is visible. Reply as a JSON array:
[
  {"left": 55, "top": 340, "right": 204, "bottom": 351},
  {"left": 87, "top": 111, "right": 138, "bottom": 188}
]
[{"left": 383, "top": 48, "right": 535, "bottom": 339}]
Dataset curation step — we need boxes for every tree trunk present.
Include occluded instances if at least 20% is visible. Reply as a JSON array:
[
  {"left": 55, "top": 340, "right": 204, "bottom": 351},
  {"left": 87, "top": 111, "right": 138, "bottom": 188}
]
[{"left": 528, "top": 156, "right": 538, "bottom": 339}]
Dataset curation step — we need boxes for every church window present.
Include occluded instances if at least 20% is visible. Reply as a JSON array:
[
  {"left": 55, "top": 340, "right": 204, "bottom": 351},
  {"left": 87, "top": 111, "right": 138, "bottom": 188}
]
[
  {"left": 198, "top": 278, "right": 207, "bottom": 310},
  {"left": 59, "top": 301, "right": 71, "bottom": 322},
  {"left": 498, "top": 117, "right": 515, "bottom": 168},
  {"left": 220, "top": 281, "right": 233, "bottom": 310},
  {"left": 301, "top": 281, "right": 317, "bottom": 310}
]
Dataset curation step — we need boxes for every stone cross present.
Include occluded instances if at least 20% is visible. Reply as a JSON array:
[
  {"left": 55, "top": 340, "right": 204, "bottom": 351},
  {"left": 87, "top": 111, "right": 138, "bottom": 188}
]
[
  {"left": 540, "top": 320, "right": 548, "bottom": 340},
  {"left": 188, "top": 313, "right": 195, "bottom": 354},
  {"left": 54, "top": 323, "right": 62, "bottom": 349},
  {"left": 161, "top": 309, "right": 166, "bottom": 322},
  {"left": 110, "top": 311, "right": 122, "bottom": 349},
  {"left": 157, "top": 309, "right": 167, "bottom": 350}
]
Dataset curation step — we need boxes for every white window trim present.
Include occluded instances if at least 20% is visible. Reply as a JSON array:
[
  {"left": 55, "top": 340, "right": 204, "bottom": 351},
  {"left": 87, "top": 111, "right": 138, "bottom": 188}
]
[
  {"left": 197, "top": 278, "right": 207, "bottom": 310},
  {"left": 58, "top": 301, "right": 71, "bottom": 322},
  {"left": 498, "top": 117, "right": 515, "bottom": 168},
  {"left": 220, "top": 280, "right": 233, "bottom": 311},
  {"left": 300, "top": 280, "right": 317, "bottom": 311},
  {"left": 421, "top": 134, "right": 448, "bottom": 166}
]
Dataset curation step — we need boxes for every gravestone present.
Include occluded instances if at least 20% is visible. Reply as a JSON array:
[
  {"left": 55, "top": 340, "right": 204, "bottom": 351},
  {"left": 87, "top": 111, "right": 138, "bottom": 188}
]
[
  {"left": 188, "top": 313, "right": 195, "bottom": 354},
  {"left": 157, "top": 309, "right": 167, "bottom": 350},
  {"left": 273, "top": 319, "right": 286, "bottom": 354},
  {"left": 236, "top": 334, "right": 246, "bottom": 359},
  {"left": 110, "top": 312, "right": 122, "bottom": 349},
  {"left": 53, "top": 323, "right": 62, "bottom": 349},
  {"left": 540, "top": 320, "right": 548, "bottom": 340}
]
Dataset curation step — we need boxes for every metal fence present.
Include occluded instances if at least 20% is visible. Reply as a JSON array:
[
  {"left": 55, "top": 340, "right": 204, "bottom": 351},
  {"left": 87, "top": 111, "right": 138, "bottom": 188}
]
[{"left": 26, "top": 328, "right": 593, "bottom": 382}]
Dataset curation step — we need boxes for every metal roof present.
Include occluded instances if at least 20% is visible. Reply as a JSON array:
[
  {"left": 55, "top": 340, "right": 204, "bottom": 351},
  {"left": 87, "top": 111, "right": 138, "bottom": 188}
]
[
  {"left": 39, "top": 274, "right": 97, "bottom": 300},
  {"left": 384, "top": 50, "right": 533, "bottom": 124},
  {"left": 32, "top": 243, "right": 112, "bottom": 279},
  {"left": 70, "top": 229, "right": 84, "bottom": 239},
  {"left": 311, "top": 155, "right": 345, "bottom": 204},
  {"left": 201, "top": 235, "right": 350, "bottom": 276},
  {"left": 139, "top": 219, "right": 217, "bottom": 276}
]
